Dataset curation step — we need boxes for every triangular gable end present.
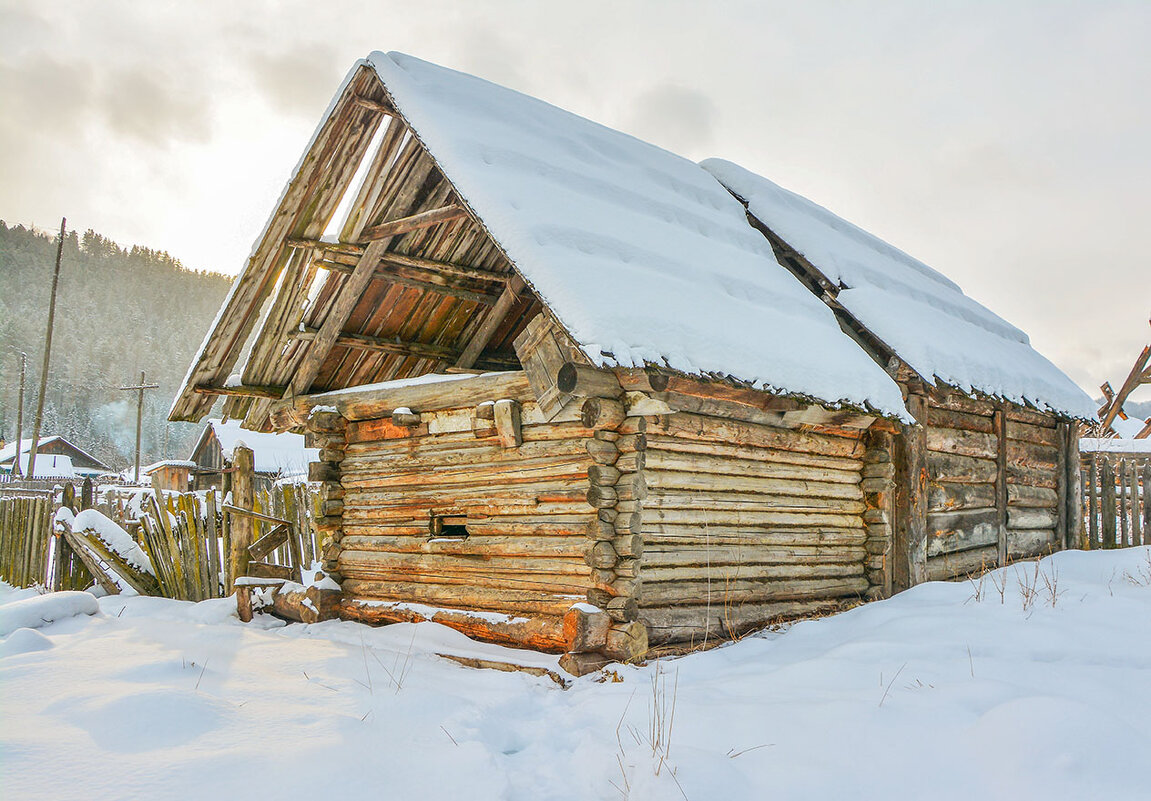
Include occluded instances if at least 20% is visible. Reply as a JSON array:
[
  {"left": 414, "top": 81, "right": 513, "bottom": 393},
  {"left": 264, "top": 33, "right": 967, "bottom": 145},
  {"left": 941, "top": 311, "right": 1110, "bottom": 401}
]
[{"left": 171, "top": 64, "right": 556, "bottom": 431}]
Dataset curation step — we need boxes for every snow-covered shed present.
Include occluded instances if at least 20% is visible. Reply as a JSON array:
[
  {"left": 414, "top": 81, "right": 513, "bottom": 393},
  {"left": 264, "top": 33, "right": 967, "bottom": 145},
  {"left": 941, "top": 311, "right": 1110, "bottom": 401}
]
[
  {"left": 188, "top": 420, "right": 317, "bottom": 492},
  {"left": 0, "top": 436, "right": 112, "bottom": 478},
  {"left": 702, "top": 160, "right": 1096, "bottom": 581},
  {"left": 168, "top": 52, "right": 1083, "bottom": 669}
]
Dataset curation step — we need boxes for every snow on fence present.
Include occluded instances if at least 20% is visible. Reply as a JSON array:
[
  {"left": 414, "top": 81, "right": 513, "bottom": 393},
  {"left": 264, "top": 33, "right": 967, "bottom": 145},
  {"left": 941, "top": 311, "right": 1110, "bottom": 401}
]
[
  {"left": 1079, "top": 452, "right": 1151, "bottom": 549},
  {"left": 0, "top": 482, "right": 322, "bottom": 598}
]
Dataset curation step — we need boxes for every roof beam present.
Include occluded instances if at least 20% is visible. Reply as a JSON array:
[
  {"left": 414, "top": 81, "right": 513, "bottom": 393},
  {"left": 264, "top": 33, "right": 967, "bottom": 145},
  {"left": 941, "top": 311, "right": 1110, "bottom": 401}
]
[
  {"left": 317, "top": 259, "right": 500, "bottom": 306},
  {"left": 292, "top": 327, "right": 520, "bottom": 369},
  {"left": 359, "top": 204, "right": 467, "bottom": 243},
  {"left": 286, "top": 239, "right": 510, "bottom": 283},
  {"left": 455, "top": 274, "right": 526, "bottom": 369},
  {"left": 193, "top": 385, "right": 287, "bottom": 400}
]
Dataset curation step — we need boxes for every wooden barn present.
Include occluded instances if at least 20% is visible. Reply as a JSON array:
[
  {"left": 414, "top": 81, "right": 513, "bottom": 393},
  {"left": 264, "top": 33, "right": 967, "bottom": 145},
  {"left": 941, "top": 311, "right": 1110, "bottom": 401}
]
[
  {"left": 188, "top": 419, "right": 317, "bottom": 492},
  {"left": 702, "top": 160, "right": 1096, "bottom": 584},
  {"left": 170, "top": 52, "right": 1091, "bottom": 671},
  {"left": 0, "top": 435, "right": 113, "bottom": 478}
]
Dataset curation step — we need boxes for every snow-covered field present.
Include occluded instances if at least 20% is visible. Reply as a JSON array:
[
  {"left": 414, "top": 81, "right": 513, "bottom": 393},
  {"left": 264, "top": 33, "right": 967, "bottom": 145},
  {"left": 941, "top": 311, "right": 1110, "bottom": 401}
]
[{"left": 4, "top": 548, "right": 1151, "bottom": 800}]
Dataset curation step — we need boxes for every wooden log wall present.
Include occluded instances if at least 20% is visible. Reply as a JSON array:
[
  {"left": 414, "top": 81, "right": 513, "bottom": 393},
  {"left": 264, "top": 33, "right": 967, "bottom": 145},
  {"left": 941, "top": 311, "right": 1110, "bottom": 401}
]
[
  {"left": 635, "top": 411, "right": 873, "bottom": 645},
  {"left": 332, "top": 400, "right": 599, "bottom": 651},
  {"left": 922, "top": 393, "right": 1074, "bottom": 580}
]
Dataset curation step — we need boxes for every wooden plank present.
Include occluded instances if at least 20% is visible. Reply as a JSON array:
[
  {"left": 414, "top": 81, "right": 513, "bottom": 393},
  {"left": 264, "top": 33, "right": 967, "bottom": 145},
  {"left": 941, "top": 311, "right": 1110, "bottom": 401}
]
[
  {"left": 193, "top": 384, "right": 286, "bottom": 399},
  {"left": 1101, "top": 459, "right": 1116, "bottom": 548},
  {"left": 317, "top": 257, "right": 501, "bottom": 305}
]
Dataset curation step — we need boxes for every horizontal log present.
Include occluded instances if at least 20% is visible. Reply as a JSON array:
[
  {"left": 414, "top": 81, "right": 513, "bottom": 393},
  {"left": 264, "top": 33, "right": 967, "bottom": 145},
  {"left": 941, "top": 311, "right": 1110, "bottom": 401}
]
[
  {"left": 1007, "top": 529, "right": 1056, "bottom": 559},
  {"left": 926, "top": 545, "right": 998, "bottom": 581},
  {"left": 340, "top": 458, "right": 589, "bottom": 488},
  {"left": 640, "top": 491, "right": 866, "bottom": 515},
  {"left": 928, "top": 393, "right": 997, "bottom": 418},
  {"left": 923, "top": 406, "right": 994, "bottom": 434},
  {"left": 286, "top": 239, "right": 511, "bottom": 284},
  {"left": 1007, "top": 484, "right": 1058, "bottom": 508},
  {"left": 643, "top": 449, "right": 860, "bottom": 485},
  {"left": 646, "top": 413, "right": 865, "bottom": 459},
  {"left": 640, "top": 507, "right": 863, "bottom": 529},
  {"left": 643, "top": 599, "right": 845, "bottom": 644},
  {"left": 927, "top": 451, "right": 998, "bottom": 484},
  {"left": 316, "top": 259, "right": 502, "bottom": 305},
  {"left": 646, "top": 434, "right": 862, "bottom": 471},
  {"left": 339, "top": 534, "right": 591, "bottom": 558},
  {"left": 645, "top": 469, "right": 862, "bottom": 500},
  {"left": 642, "top": 545, "right": 867, "bottom": 568},
  {"left": 1006, "top": 440, "right": 1059, "bottom": 471},
  {"left": 275, "top": 371, "right": 535, "bottom": 424},
  {"left": 193, "top": 384, "right": 287, "bottom": 399},
  {"left": 339, "top": 549, "right": 591, "bottom": 578},
  {"left": 339, "top": 600, "right": 566, "bottom": 651},
  {"left": 926, "top": 508, "right": 998, "bottom": 556},
  {"left": 1006, "top": 462, "right": 1057, "bottom": 489},
  {"left": 926, "top": 427, "right": 997, "bottom": 460},
  {"left": 1005, "top": 420, "right": 1061, "bottom": 448},
  {"left": 344, "top": 431, "right": 589, "bottom": 462},
  {"left": 642, "top": 562, "right": 864, "bottom": 585},
  {"left": 341, "top": 501, "right": 595, "bottom": 522},
  {"left": 340, "top": 579, "right": 588, "bottom": 610},
  {"left": 639, "top": 576, "right": 869, "bottom": 606},
  {"left": 1004, "top": 405, "right": 1057, "bottom": 428},
  {"left": 642, "top": 524, "right": 867, "bottom": 547},
  {"left": 1007, "top": 508, "right": 1057, "bottom": 529},
  {"left": 928, "top": 481, "right": 995, "bottom": 513},
  {"left": 556, "top": 363, "right": 624, "bottom": 398}
]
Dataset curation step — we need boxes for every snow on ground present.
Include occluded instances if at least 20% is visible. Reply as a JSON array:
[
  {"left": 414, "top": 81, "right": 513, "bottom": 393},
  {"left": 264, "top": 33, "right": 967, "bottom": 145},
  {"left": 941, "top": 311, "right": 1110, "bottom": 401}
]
[{"left": 4, "top": 548, "right": 1151, "bottom": 800}]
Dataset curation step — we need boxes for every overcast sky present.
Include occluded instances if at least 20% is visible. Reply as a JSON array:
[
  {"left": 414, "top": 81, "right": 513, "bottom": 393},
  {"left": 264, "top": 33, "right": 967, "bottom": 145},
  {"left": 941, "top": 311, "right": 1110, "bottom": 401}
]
[{"left": 2, "top": 0, "right": 1147, "bottom": 401}]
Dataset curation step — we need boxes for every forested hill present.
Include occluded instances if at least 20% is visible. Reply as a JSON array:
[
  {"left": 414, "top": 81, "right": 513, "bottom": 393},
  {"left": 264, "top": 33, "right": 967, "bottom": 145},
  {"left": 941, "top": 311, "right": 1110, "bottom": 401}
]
[{"left": 0, "top": 221, "right": 232, "bottom": 469}]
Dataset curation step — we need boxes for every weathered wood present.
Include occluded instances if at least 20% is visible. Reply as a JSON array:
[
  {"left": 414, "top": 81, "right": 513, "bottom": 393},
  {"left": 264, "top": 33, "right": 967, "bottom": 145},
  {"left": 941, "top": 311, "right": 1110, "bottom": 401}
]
[
  {"left": 994, "top": 406, "right": 1008, "bottom": 567},
  {"left": 1101, "top": 459, "right": 1116, "bottom": 548},
  {"left": 926, "top": 508, "right": 999, "bottom": 556},
  {"left": 646, "top": 413, "right": 864, "bottom": 459},
  {"left": 893, "top": 394, "right": 927, "bottom": 589},
  {"left": 317, "top": 257, "right": 502, "bottom": 306},
  {"left": 639, "top": 575, "right": 869, "bottom": 606},
  {"left": 643, "top": 449, "right": 860, "bottom": 485},
  {"left": 193, "top": 384, "right": 288, "bottom": 400},
  {"left": 228, "top": 446, "right": 255, "bottom": 590},
  {"left": 642, "top": 544, "right": 868, "bottom": 568},
  {"left": 358, "top": 204, "right": 467, "bottom": 242},
  {"left": 494, "top": 399, "right": 522, "bottom": 448},
  {"left": 640, "top": 507, "right": 862, "bottom": 529},
  {"left": 277, "top": 371, "right": 534, "bottom": 424},
  {"left": 645, "top": 469, "right": 861, "bottom": 500},
  {"left": 926, "top": 427, "right": 997, "bottom": 460},
  {"left": 642, "top": 598, "right": 845, "bottom": 644},
  {"left": 581, "top": 397, "right": 626, "bottom": 430},
  {"left": 923, "top": 405, "right": 994, "bottom": 434},
  {"left": 556, "top": 363, "right": 623, "bottom": 398},
  {"left": 928, "top": 481, "right": 995, "bottom": 513},
  {"left": 927, "top": 451, "right": 999, "bottom": 484},
  {"left": 456, "top": 274, "right": 526, "bottom": 369},
  {"left": 926, "top": 545, "right": 998, "bottom": 581}
]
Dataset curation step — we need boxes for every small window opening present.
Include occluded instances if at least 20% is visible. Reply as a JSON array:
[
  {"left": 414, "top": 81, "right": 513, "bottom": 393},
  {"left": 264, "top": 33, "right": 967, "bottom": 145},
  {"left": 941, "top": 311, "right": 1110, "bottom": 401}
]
[{"left": 429, "top": 514, "right": 469, "bottom": 541}]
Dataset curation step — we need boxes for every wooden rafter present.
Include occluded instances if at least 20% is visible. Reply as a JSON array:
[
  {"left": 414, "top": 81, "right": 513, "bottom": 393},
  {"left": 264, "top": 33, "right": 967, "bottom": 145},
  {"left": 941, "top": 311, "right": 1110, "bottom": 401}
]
[
  {"left": 285, "top": 238, "right": 509, "bottom": 283},
  {"left": 193, "top": 385, "right": 287, "bottom": 400},
  {"left": 359, "top": 205, "right": 467, "bottom": 243},
  {"left": 317, "top": 258, "right": 500, "bottom": 306},
  {"left": 455, "top": 275, "right": 526, "bottom": 369}
]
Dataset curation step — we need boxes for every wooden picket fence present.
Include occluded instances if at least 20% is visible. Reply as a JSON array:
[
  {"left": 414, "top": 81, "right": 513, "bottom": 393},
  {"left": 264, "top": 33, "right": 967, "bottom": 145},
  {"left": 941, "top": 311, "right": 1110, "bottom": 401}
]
[
  {"left": 1080, "top": 453, "right": 1151, "bottom": 549},
  {"left": 0, "top": 483, "right": 321, "bottom": 598}
]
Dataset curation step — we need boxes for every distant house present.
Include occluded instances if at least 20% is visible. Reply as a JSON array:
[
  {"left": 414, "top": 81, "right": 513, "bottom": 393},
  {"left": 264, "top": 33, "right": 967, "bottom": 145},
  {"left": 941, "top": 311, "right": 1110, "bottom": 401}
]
[
  {"left": 0, "top": 436, "right": 113, "bottom": 478},
  {"left": 188, "top": 419, "right": 317, "bottom": 492}
]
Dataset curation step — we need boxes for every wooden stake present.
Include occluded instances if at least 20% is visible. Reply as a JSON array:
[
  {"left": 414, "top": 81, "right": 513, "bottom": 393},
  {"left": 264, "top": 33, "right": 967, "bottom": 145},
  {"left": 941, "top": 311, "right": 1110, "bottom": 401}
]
[{"left": 228, "top": 445, "right": 255, "bottom": 591}]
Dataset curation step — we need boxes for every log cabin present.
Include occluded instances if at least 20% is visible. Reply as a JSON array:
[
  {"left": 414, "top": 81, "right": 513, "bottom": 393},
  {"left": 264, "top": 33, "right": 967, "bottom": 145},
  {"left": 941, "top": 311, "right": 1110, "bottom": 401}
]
[
  {"left": 170, "top": 52, "right": 1091, "bottom": 672},
  {"left": 701, "top": 160, "right": 1096, "bottom": 584}
]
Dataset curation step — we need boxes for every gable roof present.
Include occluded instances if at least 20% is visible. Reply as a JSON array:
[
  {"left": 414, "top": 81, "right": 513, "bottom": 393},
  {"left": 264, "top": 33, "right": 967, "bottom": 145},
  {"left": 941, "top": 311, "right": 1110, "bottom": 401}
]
[
  {"left": 0, "top": 436, "right": 112, "bottom": 472},
  {"left": 170, "top": 52, "right": 909, "bottom": 427},
  {"left": 701, "top": 158, "right": 1096, "bottom": 419}
]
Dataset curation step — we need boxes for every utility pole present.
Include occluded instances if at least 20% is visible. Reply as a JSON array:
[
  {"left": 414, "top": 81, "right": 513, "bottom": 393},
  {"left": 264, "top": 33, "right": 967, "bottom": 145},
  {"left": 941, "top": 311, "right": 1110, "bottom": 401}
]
[
  {"left": 119, "top": 371, "right": 159, "bottom": 484},
  {"left": 27, "top": 218, "right": 66, "bottom": 480},
  {"left": 13, "top": 352, "right": 26, "bottom": 477}
]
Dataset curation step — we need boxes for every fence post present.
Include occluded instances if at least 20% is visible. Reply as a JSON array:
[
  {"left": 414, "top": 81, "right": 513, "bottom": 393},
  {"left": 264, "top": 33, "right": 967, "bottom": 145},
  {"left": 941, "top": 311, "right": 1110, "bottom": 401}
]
[
  {"left": 227, "top": 445, "right": 255, "bottom": 592},
  {"left": 1101, "top": 459, "right": 1116, "bottom": 548}
]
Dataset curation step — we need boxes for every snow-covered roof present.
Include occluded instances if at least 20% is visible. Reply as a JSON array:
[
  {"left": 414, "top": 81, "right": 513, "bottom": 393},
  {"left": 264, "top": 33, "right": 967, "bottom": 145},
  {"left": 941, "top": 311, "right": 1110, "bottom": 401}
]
[
  {"left": 364, "top": 52, "right": 909, "bottom": 418},
  {"left": 0, "top": 435, "right": 63, "bottom": 464},
  {"left": 143, "top": 460, "right": 197, "bottom": 474},
  {"left": 12, "top": 452, "right": 75, "bottom": 479},
  {"left": 194, "top": 419, "right": 318, "bottom": 477},
  {"left": 700, "top": 159, "right": 1097, "bottom": 420}
]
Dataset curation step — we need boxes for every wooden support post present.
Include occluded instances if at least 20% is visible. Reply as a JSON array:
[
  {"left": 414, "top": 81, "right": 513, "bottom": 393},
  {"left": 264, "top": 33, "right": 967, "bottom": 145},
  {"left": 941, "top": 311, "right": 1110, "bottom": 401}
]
[
  {"left": 893, "top": 395, "right": 927, "bottom": 590},
  {"left": 994, "top": 405, "right": 1008, "bottom": 566},
  {"left": 455, "top": 274, "right": 525, "bottom": 369},
  {"left": 493, "top": 399, "right": 522, "bottom": 448},
  {"left": 1100, "top": 458, "right": 1116, "bottom": 548},
  {"left": 228, "top": 445, "right": 255, "bottom": 591},
  {"left": 1065, "top": 425, "right": 1082, "bottom": 550}
]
